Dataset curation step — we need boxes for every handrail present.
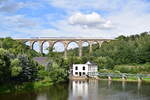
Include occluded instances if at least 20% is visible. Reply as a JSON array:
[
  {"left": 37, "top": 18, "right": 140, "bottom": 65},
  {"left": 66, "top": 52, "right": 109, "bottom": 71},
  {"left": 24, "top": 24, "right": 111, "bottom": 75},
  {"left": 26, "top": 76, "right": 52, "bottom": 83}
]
[{"left": 88, "top": 72, "right": 150, "bottom": 78}]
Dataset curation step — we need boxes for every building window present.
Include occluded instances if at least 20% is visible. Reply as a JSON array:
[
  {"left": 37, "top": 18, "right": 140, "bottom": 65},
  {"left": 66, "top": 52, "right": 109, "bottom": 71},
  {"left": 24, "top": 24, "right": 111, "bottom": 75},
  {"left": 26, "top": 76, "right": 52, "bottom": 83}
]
[
  {"left": 75, "top": 66, "right": 78, "bottom": 70},
  {"left": 83, "top": 66, "right": 85, "bottom": 70},
  {"left": 75, "top": 72, "right": 78, "bottom": 75},
  {"left": 83, "top": 72, "right": 85, "bottom": 75}
]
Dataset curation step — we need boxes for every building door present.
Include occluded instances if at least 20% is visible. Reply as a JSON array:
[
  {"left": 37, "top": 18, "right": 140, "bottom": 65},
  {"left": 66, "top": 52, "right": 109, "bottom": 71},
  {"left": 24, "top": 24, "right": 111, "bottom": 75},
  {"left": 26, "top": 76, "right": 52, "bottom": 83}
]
[{"left": 79, "top": 72, "right": 82, "bottom": 76}]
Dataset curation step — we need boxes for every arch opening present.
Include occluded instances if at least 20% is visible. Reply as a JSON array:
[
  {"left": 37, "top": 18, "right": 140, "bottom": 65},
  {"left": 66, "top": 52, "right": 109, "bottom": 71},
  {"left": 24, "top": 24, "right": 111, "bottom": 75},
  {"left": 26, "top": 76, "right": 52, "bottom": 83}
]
[
  {"left": 42, "top": 41, "right": 49, "bottom": 54},
  {"left": 24, "top": 41, "right": 30, "bottom": 48},
  {"left": 48, "top": 41, "right": 65, "bottom": 57},
  {"left": 32, "top": 41, "right": 40, "bottom": 53},
  {"left": 67, "top": 41, "right": 79, "bottom": 56},
  {"left": 92, "top": 41, "right": 99, "bottom": 51},
  {"left": 52, "top": 41, "right": 65, "bottom": 52},
  {"left": 82, "top": 41, "right": 90, "bottom": 56}
]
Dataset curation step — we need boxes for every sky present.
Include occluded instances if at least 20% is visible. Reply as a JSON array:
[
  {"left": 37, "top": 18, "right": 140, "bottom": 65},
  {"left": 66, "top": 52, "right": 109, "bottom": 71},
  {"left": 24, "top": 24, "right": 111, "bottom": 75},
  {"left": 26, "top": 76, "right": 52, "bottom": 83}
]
[
  {"left": 1, "top": 0, "right": 150, "bottom": 53},
  {"left": 0, "top": 0, "right": 150, "bottom": 39}
]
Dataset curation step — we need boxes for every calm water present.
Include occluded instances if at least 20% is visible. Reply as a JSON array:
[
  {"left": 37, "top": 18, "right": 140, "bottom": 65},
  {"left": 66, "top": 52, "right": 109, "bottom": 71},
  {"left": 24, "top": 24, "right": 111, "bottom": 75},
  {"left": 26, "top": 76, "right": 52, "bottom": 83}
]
[{"left": 0, "top": 80, "right": 150, "bottom": 100}]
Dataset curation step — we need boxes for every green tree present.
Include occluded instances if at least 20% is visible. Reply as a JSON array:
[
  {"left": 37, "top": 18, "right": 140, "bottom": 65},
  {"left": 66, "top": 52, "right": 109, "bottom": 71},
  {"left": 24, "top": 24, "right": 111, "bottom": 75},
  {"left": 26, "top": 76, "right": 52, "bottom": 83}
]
[
  {"left": 10, "top": 59, "right": 22, "bottom": 77},
  {"left": 0, "top": 48, "right": 11, "bottom": 83},
  {"left": 49, "top": 62, "right": 68, "bottom": 83}
]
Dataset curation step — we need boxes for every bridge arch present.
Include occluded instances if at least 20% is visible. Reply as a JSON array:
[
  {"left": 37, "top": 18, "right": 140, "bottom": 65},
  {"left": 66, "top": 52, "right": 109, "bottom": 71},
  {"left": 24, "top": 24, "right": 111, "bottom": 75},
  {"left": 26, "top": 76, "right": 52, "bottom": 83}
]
[
  {"left": 66, "top": 41, "right": 80, "bottom": 56},
  {"left": 24, "top": 41, "right": 30, "bottom": 48},
  {"left": 41, "top": 41, "right": 49, "bottom": 54},
  {"left": 52, "top": 41, "right": 65, "bottom": 52},
  {"left": 66, "top": 41, "right": 79, "bottom": 49},
  {"left": 32, "top": 41, "right": 40, "bottom": 53},
  {"left": 82, "top": 41, "right": 90, "bottom": 56},
  {"left": 15, "top": 38, "right": 111, "bottom": 58}
]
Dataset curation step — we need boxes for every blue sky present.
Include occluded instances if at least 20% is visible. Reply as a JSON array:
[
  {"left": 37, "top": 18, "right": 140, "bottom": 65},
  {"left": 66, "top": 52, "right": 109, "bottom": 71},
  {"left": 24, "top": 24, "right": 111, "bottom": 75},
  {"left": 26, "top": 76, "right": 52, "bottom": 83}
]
[{"left": 0, "top": 0, "right": 150, "bottom": 39}]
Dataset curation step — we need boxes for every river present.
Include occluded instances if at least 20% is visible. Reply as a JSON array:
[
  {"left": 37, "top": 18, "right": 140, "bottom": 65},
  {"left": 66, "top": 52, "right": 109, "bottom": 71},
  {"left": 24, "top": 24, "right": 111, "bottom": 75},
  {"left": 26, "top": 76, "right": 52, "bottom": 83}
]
[{"left": 0, "top": 80, "right": 150, "bottom": 100}]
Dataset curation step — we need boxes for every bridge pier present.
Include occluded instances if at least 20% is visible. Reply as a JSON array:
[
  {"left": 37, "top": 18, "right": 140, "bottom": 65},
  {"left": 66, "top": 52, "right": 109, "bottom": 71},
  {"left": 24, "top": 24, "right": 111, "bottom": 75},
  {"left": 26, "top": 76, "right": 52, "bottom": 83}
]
[
  {"left": 64, "top": 41, "right": 69, "bottom": 59},
  {"left": 89, "top": 41, "right": 93, "bottom": 55},
  {"left": 39, "top": 41, "right": 43, "bottom": 54},
  {"left": 16, "top": 38, "right": 112, "bottom": 58},
  {"left": 48, "top": 41, "right": 54, "bottom": 51},
  {"left": 79, "top": 41, "right": 82, "bottom": 57},
  {"left": 64, "top": 46, "right": 67, "bottom": 59},
  {"left": 29, "top": 41, "right": 34, "bottom": 49},
  {"left": 98, "top": 41, "right": 104, "bottom": 48}
]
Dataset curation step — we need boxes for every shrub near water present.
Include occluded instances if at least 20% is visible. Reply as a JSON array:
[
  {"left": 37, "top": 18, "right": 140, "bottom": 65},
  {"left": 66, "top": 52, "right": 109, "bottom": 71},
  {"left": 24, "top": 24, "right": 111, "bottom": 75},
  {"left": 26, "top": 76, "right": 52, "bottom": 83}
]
[{"left": 113, "top": 63, "right": 150, "bottom": 74}]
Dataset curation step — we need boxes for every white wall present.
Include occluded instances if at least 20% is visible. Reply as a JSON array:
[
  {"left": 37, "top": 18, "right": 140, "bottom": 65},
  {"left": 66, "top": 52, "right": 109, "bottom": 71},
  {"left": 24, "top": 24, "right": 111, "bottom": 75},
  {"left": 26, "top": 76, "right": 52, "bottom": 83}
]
[
  {"left": 72, "top": 64, "right": 98, "bottom": 76},
  {"left": 73, "top": 64, "right": 88, "bottom": 76}
]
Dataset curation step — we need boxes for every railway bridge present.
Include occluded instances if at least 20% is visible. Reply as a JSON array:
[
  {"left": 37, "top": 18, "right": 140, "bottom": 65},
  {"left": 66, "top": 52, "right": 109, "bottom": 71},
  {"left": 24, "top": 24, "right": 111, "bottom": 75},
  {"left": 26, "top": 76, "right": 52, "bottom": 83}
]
[{"left": 15, "top": 37, "right": 112, "bottom": 58}]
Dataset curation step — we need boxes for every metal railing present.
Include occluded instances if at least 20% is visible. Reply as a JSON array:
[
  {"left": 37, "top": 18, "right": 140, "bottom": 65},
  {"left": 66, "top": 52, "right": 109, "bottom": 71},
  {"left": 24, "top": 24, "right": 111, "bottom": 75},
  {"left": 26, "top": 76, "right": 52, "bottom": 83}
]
[{"left": 88, "top": 72, "right": 150, "bottom": 78}]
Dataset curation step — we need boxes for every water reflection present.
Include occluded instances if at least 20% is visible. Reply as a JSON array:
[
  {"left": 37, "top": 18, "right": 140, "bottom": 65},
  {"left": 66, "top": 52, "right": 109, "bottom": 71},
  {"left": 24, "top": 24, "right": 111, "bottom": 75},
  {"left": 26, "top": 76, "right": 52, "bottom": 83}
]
[
  {"left": 69, "top": 80, "right": 99, "bottom": 100},
  {"left": 122, "top": 81, "right": 126, "bottom": 91},
  {"left": 0, "top": 80, "right": 150, "bottom": 100},
  {"left": 69, "top": 80, "right": 150, "bottom": 100},
  {"left": 108, "top": 80, "right": 112, "bottom": 88}
]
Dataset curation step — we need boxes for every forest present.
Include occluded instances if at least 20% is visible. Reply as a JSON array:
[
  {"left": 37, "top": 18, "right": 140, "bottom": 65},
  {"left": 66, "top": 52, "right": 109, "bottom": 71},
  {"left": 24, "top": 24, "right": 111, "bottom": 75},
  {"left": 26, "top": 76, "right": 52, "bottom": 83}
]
[
  {"left": 48, "top": 32, "right": 150, "bottom": 74},
  {"left": 0, "top": 32, "right": 150, "bottom": 93}
]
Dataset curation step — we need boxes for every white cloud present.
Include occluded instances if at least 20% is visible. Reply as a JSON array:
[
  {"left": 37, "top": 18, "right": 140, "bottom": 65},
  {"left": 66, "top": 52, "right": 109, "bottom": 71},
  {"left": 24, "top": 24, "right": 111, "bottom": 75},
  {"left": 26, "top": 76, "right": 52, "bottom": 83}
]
[
  {"left": 69, "top": 12, "right": 113, "bottom": 29},
  {"left": 1, "top": 0, "right": 150, "bottom": 39}
]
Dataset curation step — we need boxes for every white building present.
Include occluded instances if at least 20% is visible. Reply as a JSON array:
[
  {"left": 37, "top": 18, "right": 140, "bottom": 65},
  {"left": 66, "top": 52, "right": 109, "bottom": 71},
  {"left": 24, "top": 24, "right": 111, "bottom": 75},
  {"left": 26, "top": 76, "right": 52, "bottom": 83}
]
[{"left": 72, "top": 61, "right": 98, "bottom": 77}]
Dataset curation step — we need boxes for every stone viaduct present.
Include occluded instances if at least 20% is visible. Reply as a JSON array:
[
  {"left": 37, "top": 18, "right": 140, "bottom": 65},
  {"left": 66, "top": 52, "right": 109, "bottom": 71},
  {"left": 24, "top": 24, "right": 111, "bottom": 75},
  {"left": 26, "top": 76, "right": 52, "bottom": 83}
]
[{"left": 15, "top": 37, "right": 112, "bottom": 58}]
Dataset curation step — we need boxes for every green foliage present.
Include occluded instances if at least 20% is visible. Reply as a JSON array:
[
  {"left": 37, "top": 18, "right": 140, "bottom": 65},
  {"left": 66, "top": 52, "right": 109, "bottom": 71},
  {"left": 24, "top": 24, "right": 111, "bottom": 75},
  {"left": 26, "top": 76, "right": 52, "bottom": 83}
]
[
  {"left": 47, "top": 32, "right": 150, "bottom": 73},
  {"left": 10, "top": 59, "right": 22, "bottom": 77},
  {"left": 94, "top": 32, "right": 150, "bottom": 65},
  {"left": 93, "top": 56, "right": 114, "bottom": 69},
  {"left": 1, "top": 32, "right": 150, "bottom": 88},
  {"left": 48, "top": 62, "right": 68, "bottom": 83},
  {"left": 0, "top": 43, "right": 39, "bottom": 84},
  {"left": 113, "top": 63, "right": 150, "bottom": 74},
  {"left": 0, "top": 37, "right": 41, "bottom": 58},
  {"left": 0, "top": 48, "right": 11, "bottom": 83},
  {"left": 14, "top": 55, "right": 39, "bottom": 82},
  {"left": 113, "top": 65, "right": 134, "bottom": 73},
  {"left": 99, "top": 69, "right": 113, "bottom": 73}
]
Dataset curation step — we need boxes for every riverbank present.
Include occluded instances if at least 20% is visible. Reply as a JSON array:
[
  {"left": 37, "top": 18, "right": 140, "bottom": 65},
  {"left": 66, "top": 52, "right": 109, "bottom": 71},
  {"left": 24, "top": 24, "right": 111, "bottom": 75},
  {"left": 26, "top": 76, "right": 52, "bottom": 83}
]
[
  {"left": 98, "top": 77, "right": 150, "bottom": 83},
  {"left": 115, "top": 78, "right": 150, "bottom": 82},
  {"left": 0, "top": 78, "right": 53, "bottom": 94},
  {"left": 69, "top": 76, "right": 150, "bottom": 83},
  {"left": 1, "top": 76, "right": 150, "bottom": 94}
]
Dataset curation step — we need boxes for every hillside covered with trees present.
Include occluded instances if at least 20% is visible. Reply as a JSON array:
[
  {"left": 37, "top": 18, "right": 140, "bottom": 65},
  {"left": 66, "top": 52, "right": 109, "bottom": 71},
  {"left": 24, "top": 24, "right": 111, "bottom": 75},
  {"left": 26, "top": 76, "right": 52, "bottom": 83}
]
[
  {"left": 0, "top": 38, "right": 68, "bottom": 93},
  {"left": 48, "top": 32, "right": 150, "bottom": 74},
  {"left": 0, "top": 32, "right": 150, "bottom": 93},
  {"left": 0, "top": 38, "right": 41, "bottom": 85}
]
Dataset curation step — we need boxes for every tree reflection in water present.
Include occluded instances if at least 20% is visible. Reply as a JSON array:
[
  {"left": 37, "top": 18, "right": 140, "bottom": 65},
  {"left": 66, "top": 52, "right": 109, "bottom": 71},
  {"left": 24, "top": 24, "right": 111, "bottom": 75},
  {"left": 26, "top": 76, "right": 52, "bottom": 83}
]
[{"left": 0, "top": 80, "right": 150, "bottom": 100}]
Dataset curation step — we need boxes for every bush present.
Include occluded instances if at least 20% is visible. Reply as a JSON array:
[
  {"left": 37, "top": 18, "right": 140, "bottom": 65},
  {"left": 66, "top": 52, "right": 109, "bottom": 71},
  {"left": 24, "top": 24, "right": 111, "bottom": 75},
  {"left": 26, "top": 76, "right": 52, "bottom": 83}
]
[
  {"left": 94, "top": 56, "right": 115, "bottom": 69},
  {"left": 99, "top": 69, "right": 113, "bottom": 73},
  {"left": 113, "top": 64, "right": 150, "bottom": 74},
  {"left": 48, "top": 62, "right": 68, "bottom": 83},
  {"left": 113, "top": 65, "right": 136, "bottom": 73}
]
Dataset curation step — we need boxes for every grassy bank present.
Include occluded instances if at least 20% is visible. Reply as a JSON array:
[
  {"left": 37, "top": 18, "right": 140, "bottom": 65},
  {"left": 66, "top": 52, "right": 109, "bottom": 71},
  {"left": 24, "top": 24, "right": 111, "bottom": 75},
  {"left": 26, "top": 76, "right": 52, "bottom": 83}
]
[{"left": 99, "top": 77, "right": 150, "bottom": 82}]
